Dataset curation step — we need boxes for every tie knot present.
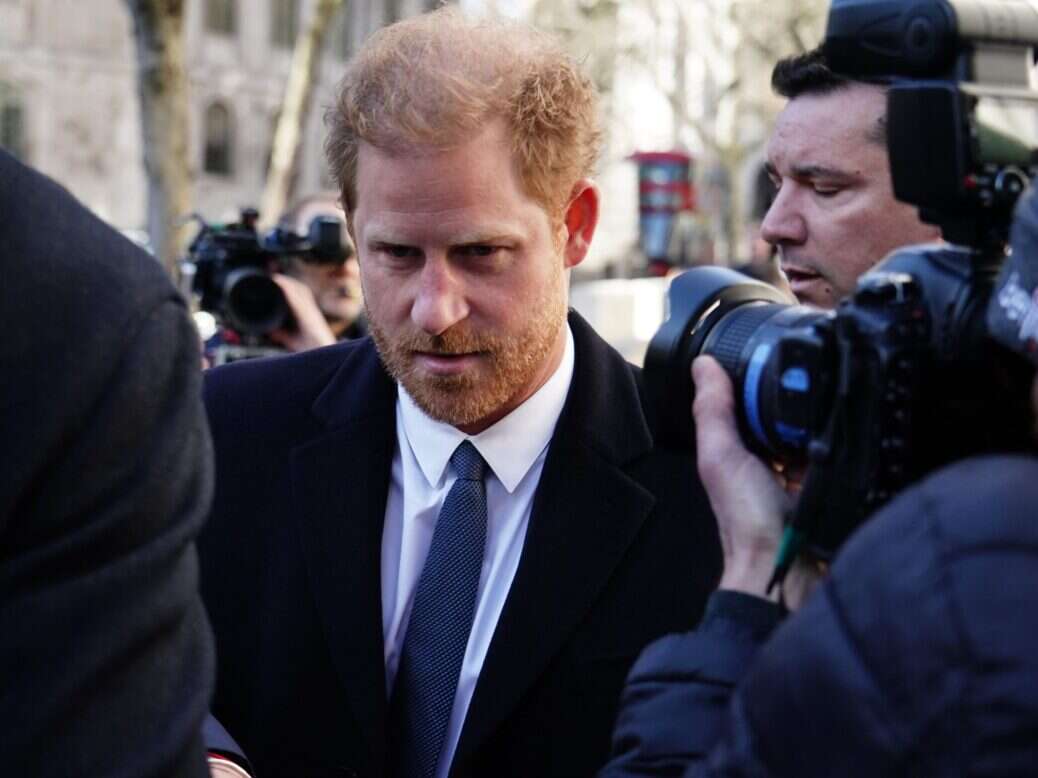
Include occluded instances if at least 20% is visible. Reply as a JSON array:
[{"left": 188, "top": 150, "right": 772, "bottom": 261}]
[{"left": 450, "top": 440, "right": 486, "bottom": 482}]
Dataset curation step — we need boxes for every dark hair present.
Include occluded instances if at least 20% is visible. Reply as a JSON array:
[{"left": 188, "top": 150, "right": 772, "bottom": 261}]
[
  {"left": 770, "top": 48, "right": 852, "bottom": 98},
  {"left": 771, "top": 47, "right": 886, "bottom": 145}
]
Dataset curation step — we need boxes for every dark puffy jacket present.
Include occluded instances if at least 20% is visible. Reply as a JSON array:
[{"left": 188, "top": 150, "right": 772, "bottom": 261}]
[{"left": 604, "top": 454, "right": 1038, "bottom": 777}]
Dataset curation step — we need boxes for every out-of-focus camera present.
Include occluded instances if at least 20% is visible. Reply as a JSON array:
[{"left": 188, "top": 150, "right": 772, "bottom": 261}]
[
  {"left": 182, "top": 207, "right": 348, "bottom": 363},
  {"left": 645, "top": 0, "right": 1038, "bottom": 557}
]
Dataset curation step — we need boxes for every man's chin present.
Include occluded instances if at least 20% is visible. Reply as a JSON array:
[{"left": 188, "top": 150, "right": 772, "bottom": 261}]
[
  {"left": 788, "top": 277, "right": 837, "bottom": 308},
  {"left": 404, "top": 377, "right": 492, "bottom": 428}
]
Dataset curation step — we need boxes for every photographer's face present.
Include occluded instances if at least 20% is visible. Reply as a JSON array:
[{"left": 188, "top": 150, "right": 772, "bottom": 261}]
[
  {"left": 291, "top": 257, "right": 363, "bottom": 335},
  {"left": 761, "top": 84, "right": 940, "bottom": 308},
  {"left": 352, "top": 119, "right": 597, "bottom": 433}
]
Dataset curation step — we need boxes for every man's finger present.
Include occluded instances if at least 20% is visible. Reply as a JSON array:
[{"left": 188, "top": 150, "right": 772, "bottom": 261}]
[{"left": 692, "top": 356, "right": 742, "bottom": 463}]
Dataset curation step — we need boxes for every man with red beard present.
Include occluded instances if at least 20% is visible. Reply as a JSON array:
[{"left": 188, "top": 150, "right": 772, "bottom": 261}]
[
  {"left": 197, "top": 8, "right": 720, "bottom": 778},
  {"left": 761, "top": 48, "right": 940, "bottom": 308}
]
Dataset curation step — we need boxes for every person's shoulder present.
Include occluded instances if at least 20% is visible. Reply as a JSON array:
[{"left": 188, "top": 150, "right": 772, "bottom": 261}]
[
  {"left": 799, "top": 454, "right": 1038, "bottom": 773},
  {"left": 915, "top": 453, "right": 1038, "bottom": 540},
  {"left": 203, "top": 337, "right": 379, "bottom": 425},
  {"left": 839, "top": 454, "right": 1038, "bottom": 570},
  {"left": 820, "top": 453, "right": 1038, "bottom": 649},
  {"left": 0, "top": 151, "right": 178, "bottom": 330}
]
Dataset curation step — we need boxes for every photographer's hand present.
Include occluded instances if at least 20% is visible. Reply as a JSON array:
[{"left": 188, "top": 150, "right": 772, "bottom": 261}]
[
  {"left": 268, "top": 273, "right": 337, "bottom": 352},
  {"left": 692, "top": 356, "right": 820, "bottom": 609}
]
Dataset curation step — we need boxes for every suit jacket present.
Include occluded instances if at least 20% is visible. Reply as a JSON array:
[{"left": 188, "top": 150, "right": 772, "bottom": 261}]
[
  {"left": 199, "top": 312, "right": 721, "bottom": 778},
  {"left": 0, "top": 149, "right": 215, "bottom": 776}
]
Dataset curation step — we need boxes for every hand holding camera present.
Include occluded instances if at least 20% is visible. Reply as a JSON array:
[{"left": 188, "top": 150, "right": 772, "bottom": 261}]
[
  {"left": 183, "top": 208, "right": 351, "bottom": 363},
  {"left": 647, "top": 0, "right": 1038, "bottom": 588},
  {"left": 266, "top": 273, "right": 337, "bottom": 352},
  {"left": 691, "top": 356, "right": 822, "bottom": 609}
]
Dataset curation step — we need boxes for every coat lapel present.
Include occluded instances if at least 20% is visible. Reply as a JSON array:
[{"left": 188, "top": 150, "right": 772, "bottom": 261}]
[
  {"left": 291, "top": 341, "right": 397, "bottom": 770},
  {"left": 453, "top": 312, "right": 657, "bottom": 765}
]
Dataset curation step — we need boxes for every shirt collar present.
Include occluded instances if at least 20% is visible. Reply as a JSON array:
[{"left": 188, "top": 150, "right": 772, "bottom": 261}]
[{"left": 398, "top": 324, "right": 575, "bottom": 493}]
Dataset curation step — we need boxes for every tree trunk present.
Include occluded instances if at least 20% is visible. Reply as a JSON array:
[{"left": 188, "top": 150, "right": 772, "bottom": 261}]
[
  {"left": 259, "top": 0, "right": 345, "bottom": 227},
  {"left": 125, "top": 0, "right": 191, "bottom": 281}
]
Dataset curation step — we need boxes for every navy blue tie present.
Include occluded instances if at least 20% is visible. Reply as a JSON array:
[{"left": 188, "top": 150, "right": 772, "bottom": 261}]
[{"left": 391, "top": 441, "right": 488, "bottom": 778}]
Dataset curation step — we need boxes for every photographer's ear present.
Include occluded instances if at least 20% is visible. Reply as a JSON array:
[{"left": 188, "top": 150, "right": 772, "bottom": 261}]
[{"left": 561, "top": 179, "right": 599, "bottom": 269}]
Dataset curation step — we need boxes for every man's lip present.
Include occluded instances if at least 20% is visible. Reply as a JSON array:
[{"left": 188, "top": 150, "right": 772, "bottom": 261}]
[
  {"left": 780, "top": 264, "right": 819, "bottom": 280},
  {"left": 412, "top": 351, "right": 483, "bottom": 375}
]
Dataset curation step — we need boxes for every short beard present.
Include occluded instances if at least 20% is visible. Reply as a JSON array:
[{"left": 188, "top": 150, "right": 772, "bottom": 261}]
[{"left": 367, "top": 281, "right": 567, "bottom": 429}]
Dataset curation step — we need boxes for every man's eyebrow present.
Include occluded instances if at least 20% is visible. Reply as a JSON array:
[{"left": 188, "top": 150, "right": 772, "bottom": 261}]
[
  {"left": 790, "top": 163, "right": 858, "bottom": 181},
  {"left": 451, "top": 232, "right": 516, "bottom": 245}
]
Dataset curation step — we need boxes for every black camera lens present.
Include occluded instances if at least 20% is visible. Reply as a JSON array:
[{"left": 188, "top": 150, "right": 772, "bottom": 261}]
[
  {"left": 224, "top": 268, "right": 289, "bottom": 336},
  {"left": 644, "top": 267, "right": 830, "bottom": 458}
]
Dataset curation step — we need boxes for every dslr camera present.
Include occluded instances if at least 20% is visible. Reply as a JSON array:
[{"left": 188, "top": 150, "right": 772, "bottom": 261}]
[
  {"left": 646, "top": 0, "right": 1038, "bottom": 558},
  {"left": 183, "top": 207, "right": 347, "bottom": 362}
]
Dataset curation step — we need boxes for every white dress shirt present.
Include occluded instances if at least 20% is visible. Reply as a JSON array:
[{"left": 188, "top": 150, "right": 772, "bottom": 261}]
[{"left": 380, "top": 324, "right": 575, "bottom": 778}]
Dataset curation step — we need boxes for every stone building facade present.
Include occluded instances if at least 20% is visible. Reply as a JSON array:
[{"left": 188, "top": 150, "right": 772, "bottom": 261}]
[{"left": 0, "top": 0, "right": 433, "bottom": 234}]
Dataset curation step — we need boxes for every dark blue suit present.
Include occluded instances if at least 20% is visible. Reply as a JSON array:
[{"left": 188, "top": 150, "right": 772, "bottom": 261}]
[{"left": 199, "top": 312, "right": 721, "bottom": 777}]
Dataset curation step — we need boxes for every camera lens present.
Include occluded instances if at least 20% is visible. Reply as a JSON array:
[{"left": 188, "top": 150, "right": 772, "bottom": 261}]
[
  {"left": 224, "top": 268, "right": 289, "bottom": 335},
  {"left": 645, "top": 267, "right": 830, "bottom": 458},
  {"left": 699, "top": 301, "right": 829, "bottom": 457}
]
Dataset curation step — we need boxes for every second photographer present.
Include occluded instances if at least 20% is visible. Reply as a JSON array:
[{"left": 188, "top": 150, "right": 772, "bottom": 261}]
[
  {"left": 192, "top": 194, "right": 363, "bottom": 365},
  {"left": 268, "top": 193, "right": 366, "bottom": 352}
]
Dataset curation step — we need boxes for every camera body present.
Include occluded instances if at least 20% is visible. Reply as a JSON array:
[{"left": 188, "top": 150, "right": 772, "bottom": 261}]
[
  {"left": 646, "top": 0, "right": 1038, "bottom": 556},
  {"left": 185, "top": 207, "right": 347, "bottom": 341}
]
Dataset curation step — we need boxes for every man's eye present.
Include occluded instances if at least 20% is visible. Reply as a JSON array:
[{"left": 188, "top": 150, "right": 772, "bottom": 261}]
[
  {"left": 379, "top": 244, "right": 420, "bottom": 259},
  {"left": 458, "top": 244, "right": 501, "bottom": 258},
  {"left": 813, "top": 184, "right": 842, "bottom": 197}
]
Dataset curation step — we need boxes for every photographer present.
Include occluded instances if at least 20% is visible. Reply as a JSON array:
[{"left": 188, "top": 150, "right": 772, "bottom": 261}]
[
  {"left": 194, "top": 198, "right": 360, "bottom": 366},
  {"left": 267, "top": 193, "right": 366, "bottom": 352},
  {"left": 603, "top": 1, "right": 1038, "bottom": 772},
  {"left": 603, "top": 199, "right": 1038, "bottom": 776}
]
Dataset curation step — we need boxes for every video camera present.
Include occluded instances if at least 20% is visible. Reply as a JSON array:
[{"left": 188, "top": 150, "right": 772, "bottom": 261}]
[
  {"left": 646, "top": 0, "right": 1038, "bottom": 561},
  {"left": 183, "top": 207, "right": 347, "bottom": 353}
]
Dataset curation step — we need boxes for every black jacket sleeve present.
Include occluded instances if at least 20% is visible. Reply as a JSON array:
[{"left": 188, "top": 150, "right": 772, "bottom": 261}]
[
  {"left": 602, "top": 591, "right": 784, "bottom": 777},
  {"left": 608, "top": 455, "right": 1038, "bottom": 778}
]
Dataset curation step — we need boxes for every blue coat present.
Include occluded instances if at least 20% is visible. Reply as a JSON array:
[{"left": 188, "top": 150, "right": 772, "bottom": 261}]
[
  {"left": 605, "top": 454, "right": 1038, "bottom": 777},
  {"left": 199, "top": 312, "right": 722, "bottom": 777}
]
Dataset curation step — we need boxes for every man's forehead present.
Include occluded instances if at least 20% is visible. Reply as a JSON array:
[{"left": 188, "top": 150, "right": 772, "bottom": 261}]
[{"left": 767, "top": 85, "right": 887, "bottom": 171}]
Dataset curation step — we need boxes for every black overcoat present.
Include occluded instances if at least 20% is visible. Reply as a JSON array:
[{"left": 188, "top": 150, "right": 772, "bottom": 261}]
[{"left": 199, "top": 311, "right": 721, "bottom": 778}]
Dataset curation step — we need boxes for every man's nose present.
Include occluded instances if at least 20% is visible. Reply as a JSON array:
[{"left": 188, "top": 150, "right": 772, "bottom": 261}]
[
  {"left": 411, "top": 257, "right": 468, "bottom": 335},
  {"left": 760, "top": 186, "right": 807, "bottom": 246}
]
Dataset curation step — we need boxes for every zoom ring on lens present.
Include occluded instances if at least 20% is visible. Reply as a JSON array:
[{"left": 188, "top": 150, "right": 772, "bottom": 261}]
[{"left": 705, "top": 302, "right": 786, "bottom": 377}]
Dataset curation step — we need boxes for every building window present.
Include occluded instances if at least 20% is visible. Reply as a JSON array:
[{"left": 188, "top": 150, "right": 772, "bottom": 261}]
[
  {"left": 205, "top": 0, "right": 236, "bottom": 36},
  {"left": 270, "top": 0, "right": 299, "bottom": 49},
  {"left": 0, "top": 83, "right": 24, "bottom": 160},
  {"left": 204, "top": 102, "right": 234, "bottom": 175}
]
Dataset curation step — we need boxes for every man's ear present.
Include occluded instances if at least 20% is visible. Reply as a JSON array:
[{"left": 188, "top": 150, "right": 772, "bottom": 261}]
[{"left": 561, "top": 179, "right": 599, "bottom": 270}]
